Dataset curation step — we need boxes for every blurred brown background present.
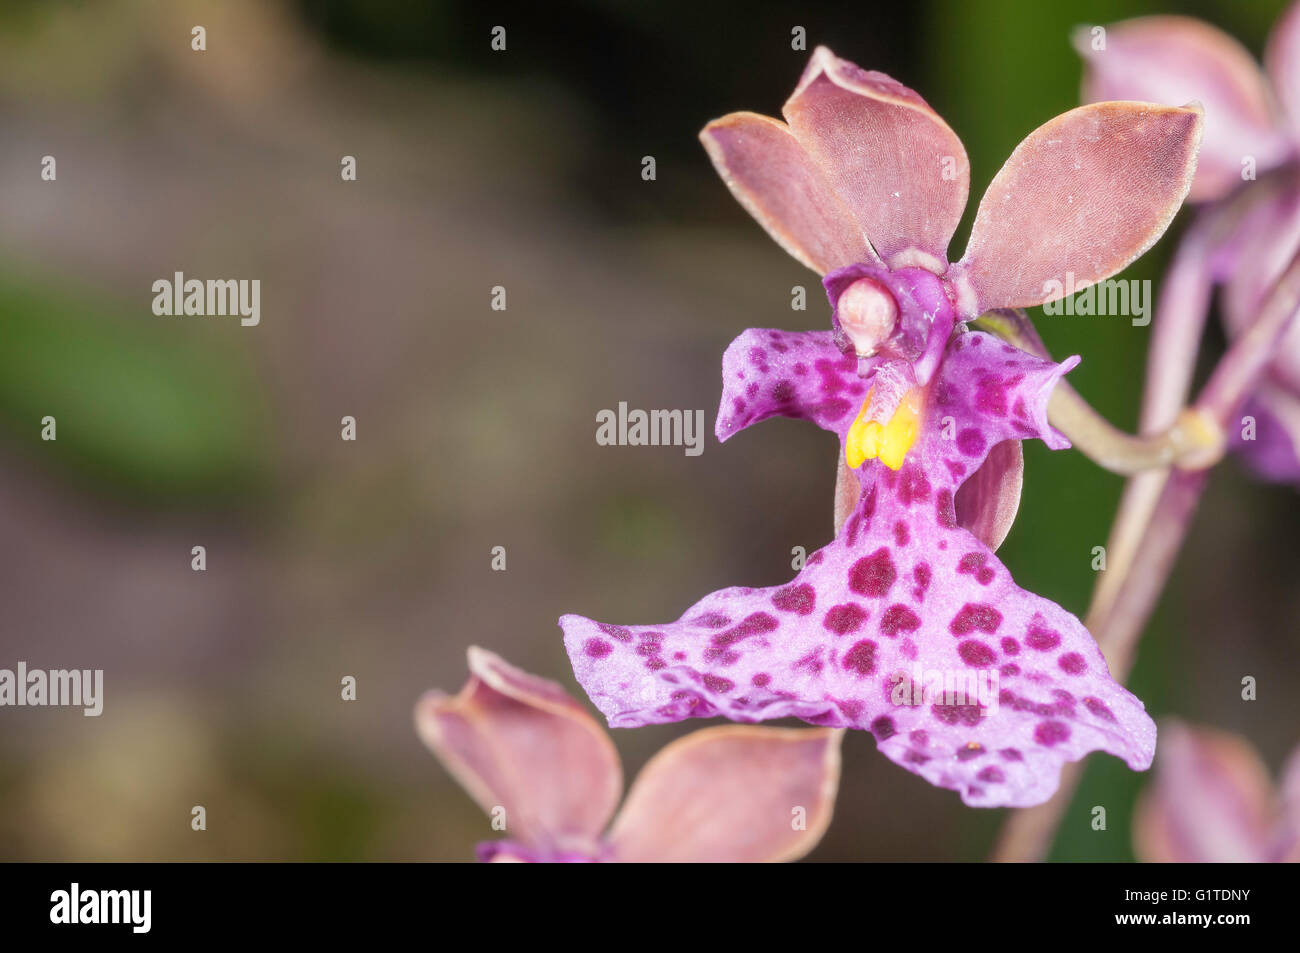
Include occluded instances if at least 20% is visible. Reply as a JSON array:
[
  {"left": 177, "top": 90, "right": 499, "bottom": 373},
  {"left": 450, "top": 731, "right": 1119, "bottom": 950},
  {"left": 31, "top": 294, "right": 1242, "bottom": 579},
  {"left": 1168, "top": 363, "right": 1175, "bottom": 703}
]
[{"left": 0, "top": 0, "right": 1295, "bottom": 861}]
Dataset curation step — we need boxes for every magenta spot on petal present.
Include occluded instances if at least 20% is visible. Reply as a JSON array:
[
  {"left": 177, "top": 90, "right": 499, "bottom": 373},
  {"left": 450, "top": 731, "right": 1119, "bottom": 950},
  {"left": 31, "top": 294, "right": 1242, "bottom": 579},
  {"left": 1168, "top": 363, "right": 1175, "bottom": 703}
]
[
  {"left": 957, "top": 743, "right": 985, "bottom": 762},
  {"left": 957, "top": 640, "right": 997, "bottom": 666},
  {"left": 956, "top": 428, "right": 985, "bottom": 456},
  {"left": 792, "top": 647, "right": 825, "bottom": 675},
  {"left": 1000, "top": 663, "right": 1020, "bottom": 676},
  {"left": 1025, "top": 624, "right": 1062, "bottom": 651},
  {"left": 936, "top": 488, "right": 957, "bottom": 528},
  {"left": 772, "top": 380, "right": 795, "bottom": 403},
  {"left": 842, "top": 640, "right": 878, "bottom": 676},
  {"left": 975, "top": 374, "right": 1010, "bottom": 416},
  {"left": 905, "top": 750, "right": 930, "bottom": 765},
  {"left": 597, "top": 623, "right": 633, "bottom": 643},
  {"left": 823, "top": 603, "right": 868, "bottom": 635},
  {"left": 702, "top": 674, "right": 735, "bottom": 693},
  {"left": 879, "top": 603, "right": 921, "bottom": 637},
  {"left": 1084, "top": 696, "right": 1116, "bottom": 721},
  {"left": 1000, "top": 748, "right": 1023, "bottom": 761},
  {"left": 704, "top": 612, "right": 779, "bottom": 663},
  {"left": 912, "top": 563, "right": 932, "bottom": 601},
  {"left": 1058, "top": 652, "right": 1086, "bottom": 675},
  {"left": 976, "top": 766, "right": 1005, "bottom": 783},
  {"left": 861, "top": 483, "right": 878, "bottom": 521},
  {"left": 694, "top": 612, "right": 730, "bottom": 629},
  {"left": 584, "top": 638, "right": 612, "bottom": 659},
  {"left": 819, "top": 398, "right": 851, "bottom": 422},
  {"left": 897, "top": 464, "right": 931, "bottom": 505},
  {"left": 673, "top": 651, "right": 686, "bottom": 660},
  {"left": 957, "top": 552, "right": 995, "bottom": 586},
  {"left": 1034, "top": 720, "right": 1070, "bottom": 746},
  {"left": 950, "top": 603, "right": 1002, "bottom": 635},
  {"left": 850, "top": 547, "right": 897, "bottom": 598},
  {"left": 870, "top": 716, "right": 896, "bottom": 740},
  {"left": 910, "top": 729, "right": 929, "bottom": 745},
  {"left": 893, "top": 521, "right": 910, "bottom": 546},
  {"left": 932, "top": 702, "right": 982, "bottom": 726},
  {"left": 1001, "top": 637, "right": 1020, "bottom": 655},
  {"left": 836, "top": 698, "right": 864, "bottom": 720},
  {"left": 752, "top": 673, "right": 771, "bottom": 687},
  {"left": 772, "top": 583, "right": 816, "bottom": 615},
  {"left": 845, "top": 512, "right": 862, "bottom": 546}
]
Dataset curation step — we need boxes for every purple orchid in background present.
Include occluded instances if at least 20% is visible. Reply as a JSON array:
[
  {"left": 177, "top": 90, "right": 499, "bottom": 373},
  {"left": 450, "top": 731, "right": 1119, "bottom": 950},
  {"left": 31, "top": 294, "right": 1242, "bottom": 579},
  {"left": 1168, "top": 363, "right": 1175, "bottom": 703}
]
[
  {"left": 561, "top": 47, "right": 1205, "bottom": 807},
  {"left": 1133, "top": 721, "right": 1299, "bottom": 863},
  {"left": 1078, "top": 6, "right": 1300, "bottom": 484},
  {"left": 415, "top": 647, "right": 842, "bottom": 862}
]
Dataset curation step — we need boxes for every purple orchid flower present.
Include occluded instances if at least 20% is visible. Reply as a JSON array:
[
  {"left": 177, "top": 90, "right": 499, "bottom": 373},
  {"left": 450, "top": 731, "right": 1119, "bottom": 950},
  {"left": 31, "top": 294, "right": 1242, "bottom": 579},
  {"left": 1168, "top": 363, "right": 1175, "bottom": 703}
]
[
  {"left": 1077, "top": 7, "right": 1300, "bottom": 483},
  {"left": 560, "top": 48, "right": 1204, "bottom": 808},
  {"left": 415, "top": 647, "right": 843, "bottom": 862},
  {"left": 1133, "top": 721, "right": 1300, "bottom": 863}
]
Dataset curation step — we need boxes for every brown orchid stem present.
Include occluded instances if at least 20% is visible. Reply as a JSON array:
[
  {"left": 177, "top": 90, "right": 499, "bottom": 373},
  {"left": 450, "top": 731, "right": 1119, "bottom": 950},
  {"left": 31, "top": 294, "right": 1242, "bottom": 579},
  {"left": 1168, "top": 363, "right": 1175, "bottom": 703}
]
[{"left": 988, "top": 249, "right": 1300, "bottom": 863}]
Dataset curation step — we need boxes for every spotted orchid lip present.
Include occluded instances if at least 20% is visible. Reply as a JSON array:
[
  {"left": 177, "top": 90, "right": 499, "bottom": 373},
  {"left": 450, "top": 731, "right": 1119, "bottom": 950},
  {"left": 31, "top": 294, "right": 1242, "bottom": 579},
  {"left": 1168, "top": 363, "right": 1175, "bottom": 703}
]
[{"left": 560, "top": 325, "right": 1154, "bottom": 809}]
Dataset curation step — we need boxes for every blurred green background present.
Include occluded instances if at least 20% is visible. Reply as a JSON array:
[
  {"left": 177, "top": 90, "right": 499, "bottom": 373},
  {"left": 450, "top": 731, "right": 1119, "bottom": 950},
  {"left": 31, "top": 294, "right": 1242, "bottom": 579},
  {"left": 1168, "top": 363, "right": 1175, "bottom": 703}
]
[{"left": 0, "top": 0, "right": 1295, "bottom": 861}]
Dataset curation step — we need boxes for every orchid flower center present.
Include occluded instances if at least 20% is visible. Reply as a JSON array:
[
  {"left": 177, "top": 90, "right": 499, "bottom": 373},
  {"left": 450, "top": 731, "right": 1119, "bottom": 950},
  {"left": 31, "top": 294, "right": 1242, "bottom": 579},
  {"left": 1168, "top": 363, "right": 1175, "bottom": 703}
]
[
  {"left": 845, "top": 386, "right": 923, "bottom": 471},
  {"left": 837, "top": 277, "right": 899, "bottom": 357}
]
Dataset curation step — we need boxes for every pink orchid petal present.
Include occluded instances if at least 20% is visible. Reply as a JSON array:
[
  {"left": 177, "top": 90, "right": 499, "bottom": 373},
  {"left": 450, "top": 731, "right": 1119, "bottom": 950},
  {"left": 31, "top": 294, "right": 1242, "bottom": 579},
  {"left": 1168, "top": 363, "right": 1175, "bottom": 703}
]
[
  {"left": 952, "top": 101, "right": 1203, "bottom": 315},
  {"left": 1133, "top": 722, "right": 1276, "bottom": 863},
  {"left": 605, "top": 726, "right": 842, "bottom": 862},
  {"left": 415, "top": 647, "right": 622, "bottom": 850},
  {"left": 1266, "top": 1, "right": 1300, "bottom": 141},
  {"left": 782, "top": 47, "right": 969, "bottom": 271},
  {"left": 954, "top": 439, "right": 1023, "bottom": 552},
  {"left": 563, "top": 330, "right": 1149, "bottom": 809},
  {"left": 1077, "top": 17, "right": 1291, "bottom": 201},
  {"left": 700, "top": 112, "right": 877, "bottom": 274}
]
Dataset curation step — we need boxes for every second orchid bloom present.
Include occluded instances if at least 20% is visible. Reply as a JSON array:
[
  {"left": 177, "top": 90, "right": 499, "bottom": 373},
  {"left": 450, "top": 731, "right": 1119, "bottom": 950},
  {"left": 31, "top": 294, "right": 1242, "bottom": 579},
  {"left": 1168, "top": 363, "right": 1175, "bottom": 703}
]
[{"left": 561, "top": 47, "right": 1206, "bottom": 808}]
